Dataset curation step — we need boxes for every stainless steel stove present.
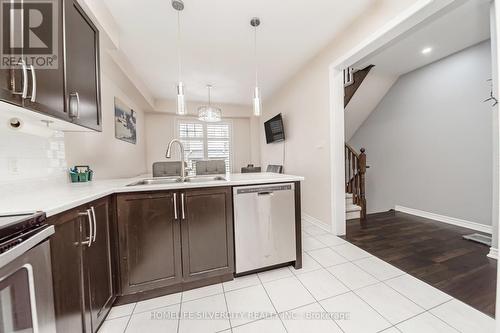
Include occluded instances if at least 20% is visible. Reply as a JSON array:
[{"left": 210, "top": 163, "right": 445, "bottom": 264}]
[{"left": 0, "top": 212, "right": 56, "bottom": 333}]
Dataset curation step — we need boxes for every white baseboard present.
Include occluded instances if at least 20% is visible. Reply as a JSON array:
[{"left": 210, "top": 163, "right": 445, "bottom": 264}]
[
  {"left": 302, "top": 213, "right": 331, "bottom": 232},
  {"left": 488, "top": 248, "right": 498, "bottom": 260},
  {"left": 394, "top": 205, "right": 492, "bottom": 234}
]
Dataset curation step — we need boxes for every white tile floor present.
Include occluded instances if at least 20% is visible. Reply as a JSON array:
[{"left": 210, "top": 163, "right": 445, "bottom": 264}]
[{"left": 99, "top": 221, "right": 495, "bottom": 333}]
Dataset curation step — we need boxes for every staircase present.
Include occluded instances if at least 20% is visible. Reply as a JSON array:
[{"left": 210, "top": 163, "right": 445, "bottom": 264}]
[
  {"left": 346, "top": 193, "right": 362, "bottom": 220},
  {"left": 344, "top": 66, "right": 371, "bottom": 222},
  {"left": 345, "top": 144, "right": 367, "bottom": 221},
  {"left": 344, "top": 66, "right": 398, "bottom": 141},
  {"left": 344, "top": 65, "right": 375, "bottom": 107}
]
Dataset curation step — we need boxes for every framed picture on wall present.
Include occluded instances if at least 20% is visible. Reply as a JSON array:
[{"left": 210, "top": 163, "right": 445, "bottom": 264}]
[{"left": 114, "top": 98, "right": 137, "bottom": 144}]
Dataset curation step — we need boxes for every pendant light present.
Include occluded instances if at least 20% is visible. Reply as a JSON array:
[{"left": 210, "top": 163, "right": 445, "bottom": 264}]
[
  {"left": 251, "top": 17, "right": 262, "bottom": 117},
  {"left": 198, "top": 85, "right": 222, "bottom": 122},
  {"left": 172, "top": 0, "right": 186, "bottom": 115}
]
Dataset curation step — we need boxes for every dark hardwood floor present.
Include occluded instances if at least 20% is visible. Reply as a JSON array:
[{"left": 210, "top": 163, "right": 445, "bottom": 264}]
[{"left": 345, "top": 211, "right": 497, "bottom": 317}]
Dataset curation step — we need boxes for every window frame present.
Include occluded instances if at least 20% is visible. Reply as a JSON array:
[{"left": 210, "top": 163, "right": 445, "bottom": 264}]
[{"left": 175, "top": 117, "right": 234, "bottom": 174}]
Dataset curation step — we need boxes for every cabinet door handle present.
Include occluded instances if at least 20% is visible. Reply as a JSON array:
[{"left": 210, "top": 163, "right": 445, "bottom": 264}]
[
  {"left": 90, "top": 206, "right": 97, "bottom": 243},
  {"left": 28, "top": 65, "right": 36, "bottom": 102},
  {"left": 12, "top": 61, "right": 28, "bottom": 99},
  {"left": 79, "top": 209, "right": 92, "bottom": 247},
  {"left": 181, "top": 193, "right": 185, "bottom": 220},
  {"left": 69, "top": 92, "right": 80, "bottom": 118},
  {"left": 173, "top": 193, "right": 178, "bottom": 220}
]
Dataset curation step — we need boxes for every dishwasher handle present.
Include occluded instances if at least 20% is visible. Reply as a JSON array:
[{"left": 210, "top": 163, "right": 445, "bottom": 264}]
[
  {"left": 257, "top": 191, "right": 274, "bottom": 196},
  {"left": 235, "top": 184, "right": 293, "bottom": 195}
]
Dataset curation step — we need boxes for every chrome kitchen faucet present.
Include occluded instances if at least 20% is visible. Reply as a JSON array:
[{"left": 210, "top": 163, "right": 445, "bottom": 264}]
[{"left": 166, "top": 139, "right": 187, "bottom": 182}]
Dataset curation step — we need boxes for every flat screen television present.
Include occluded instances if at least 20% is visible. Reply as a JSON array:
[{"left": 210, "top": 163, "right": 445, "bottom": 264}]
[{"left": 264, "top": 113, "right": 285, "bottom": 144}]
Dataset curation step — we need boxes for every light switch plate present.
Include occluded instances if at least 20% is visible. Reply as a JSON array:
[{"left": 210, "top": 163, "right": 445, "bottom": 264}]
[{"left": 7, "top": 158, "right": 19, "bottom": 175}]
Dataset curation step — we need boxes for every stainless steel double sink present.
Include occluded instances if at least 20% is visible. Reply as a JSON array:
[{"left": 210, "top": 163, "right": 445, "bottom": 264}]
[{"left": 127, "top": 175, "right": 227, "bottom": 187}]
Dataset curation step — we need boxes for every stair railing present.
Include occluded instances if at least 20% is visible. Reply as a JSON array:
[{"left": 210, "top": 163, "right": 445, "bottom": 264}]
[
  {"left": 345, "top": 144, "right": 367, "bottom": 220},
  {"left": 343, "top": 67, "right": 357, "bottom": 87}
]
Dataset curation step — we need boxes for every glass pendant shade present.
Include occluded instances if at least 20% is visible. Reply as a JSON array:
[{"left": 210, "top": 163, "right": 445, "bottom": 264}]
[
  {"left": 251, "top": 17, "right": 262, "bottom": 117},
  {"left": 173, "top": 2, "right": 187, "bottom": 116},
  {"left": 198, "top": 85, "right": 221, "bottom": 122},
  {"left": 176, "top": 82, "right": 187, "bottom": 115},
  {"left": 253, "top": 86, "right": 262, "bottom": 116},
  {"left": 198, "top": 106, "right": 222, "bottom": 122}
]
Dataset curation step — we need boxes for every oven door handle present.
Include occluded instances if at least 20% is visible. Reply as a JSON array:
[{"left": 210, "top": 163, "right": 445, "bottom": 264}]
[{"left": 0, "top": 226, "right": 55, "bottom": 268}]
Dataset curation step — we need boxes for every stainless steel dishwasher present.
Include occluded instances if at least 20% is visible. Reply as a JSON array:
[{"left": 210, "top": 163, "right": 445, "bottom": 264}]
[{"left": 233, "top": 183, "right": 296, "bottom": 274}]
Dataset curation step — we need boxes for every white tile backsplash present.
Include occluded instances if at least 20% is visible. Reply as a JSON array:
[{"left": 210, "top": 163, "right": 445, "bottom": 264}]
[{"left": 0, "top": 129, "right": 67, "bottom": 184}]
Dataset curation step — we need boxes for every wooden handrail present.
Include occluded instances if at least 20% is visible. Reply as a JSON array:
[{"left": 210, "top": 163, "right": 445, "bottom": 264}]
[
  {"left": 345, "top": 144, "right": 360, "bottom": 158},
  {"left": 345, "top": 145, "right": 367, "bottom": 220}
]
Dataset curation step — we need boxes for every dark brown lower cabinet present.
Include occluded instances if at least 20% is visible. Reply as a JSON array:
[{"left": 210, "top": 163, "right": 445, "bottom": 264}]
[
  {"left": 49, "top": 208, "right": 87, "bottom": 333},
  {"left": 181, "top": 187, "right": 234, "bottom": 281},
  {"left": 116, "top": 191, "right": 182, "bottom": 295},
  {"left": 85, "top": 198, "right": 115, "bottom": 329},
  {"left": 49, "top": 197, "right": 114, "bottom": 333},
  {"left": 116, "top": 187, "right": 234, "bottom": 297}
]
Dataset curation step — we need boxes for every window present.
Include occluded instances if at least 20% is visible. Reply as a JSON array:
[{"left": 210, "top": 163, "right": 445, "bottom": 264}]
[{"left": 177, "top": 119, "right": 232, "bottom": 174}]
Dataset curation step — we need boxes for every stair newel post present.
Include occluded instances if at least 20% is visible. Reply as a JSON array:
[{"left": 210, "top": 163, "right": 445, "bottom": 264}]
[{"left": 359, "top": 148, "right": 367, "bottom": 220}]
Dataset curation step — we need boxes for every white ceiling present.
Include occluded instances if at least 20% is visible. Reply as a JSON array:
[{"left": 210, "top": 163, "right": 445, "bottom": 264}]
[
  {"left": 355, "top": 0, "right": 491, "bottom": 76},
  {"left": 103, "top": 0, "right": 373, "bottom": 105}
]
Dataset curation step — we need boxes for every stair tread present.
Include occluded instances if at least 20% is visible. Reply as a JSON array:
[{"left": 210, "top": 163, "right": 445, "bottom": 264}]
[{"left": 346, "top": 204, "right": 362, "bottom": 212}]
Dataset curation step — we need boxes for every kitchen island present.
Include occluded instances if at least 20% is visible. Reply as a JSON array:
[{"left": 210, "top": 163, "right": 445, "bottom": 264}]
[
  {"left": 0, "top": 172, "right": 303, "bottom": 217},
  {"left": 1, "top": 172, "right": 303, "bottom": 333}
]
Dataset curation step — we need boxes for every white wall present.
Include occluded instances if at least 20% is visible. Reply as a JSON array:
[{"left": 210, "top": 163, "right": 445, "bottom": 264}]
[
  {"left": 0, "top": 38, "right": 151, "bottom": 184},
  {"left": 0, "top": 52, "right": 258, "bottom": 184},
  {"left": 260, "top": 0, "right": 420, "bottom": 228},
  {"left": 0, "top": 129, "right": 67, "bottom": 184},
  {"left": 63, "top": 36, "right": 150, "bottom": 179},
  {"left": 349, "top": 41, "right": 493, "bottom": 225}
]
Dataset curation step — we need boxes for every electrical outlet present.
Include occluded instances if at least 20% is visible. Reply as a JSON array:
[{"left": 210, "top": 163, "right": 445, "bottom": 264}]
[{"left": 7, "top": 159, "right": 19, "bottom": 175}]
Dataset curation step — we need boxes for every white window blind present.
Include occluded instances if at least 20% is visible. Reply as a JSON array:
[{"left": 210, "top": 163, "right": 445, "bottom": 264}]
[
  {"left": 179, "top": 122, "right": 204, "bottom": 162},
  {"left": 177, "top": 120, "right": 232, "bottom": 175}
]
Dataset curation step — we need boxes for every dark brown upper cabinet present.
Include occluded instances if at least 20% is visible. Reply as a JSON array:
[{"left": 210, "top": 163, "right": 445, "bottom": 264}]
[
  {"left": 0, "top": 0, "right": 66, "bottom": 119},
  {"left": 64, "top": 0, "right": 101, "bottom": 131},
  {"left": 116, "top": 191, "right": 183, "bottom": 295},
  {"left": 181, "top": 187, "right": 234, "bottom": 282},
  {"left": 0, "top": 65, "right": 24, "bottom": 107},
  {"left": 23, "top": 0, "right": 67, "bottom": 121},
  {"left": 115, "top": 187, "right": 234, "bottom": 296},
  {"left": 0, "top": 0, "right": 101, "bottom": 131},
  {"left": 0, "top": 0, "right": 24, "bottom": 107},
  {"left": 49, "top": 197, "right": 114, "bottom": 333}
]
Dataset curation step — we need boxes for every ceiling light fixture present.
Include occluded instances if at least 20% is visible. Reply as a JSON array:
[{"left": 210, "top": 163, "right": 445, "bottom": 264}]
[
  {"left": 251, "top": 17, "right": 262, "bottom": 117},
  {"left": 172, "top": 0, "right": 186, "bottom": 115},
  {"left": 421, "top": 47, "right": 432, "bottom": 55},
  {"left": 198, "top": 85, "right": 222, "bottom": 122}
]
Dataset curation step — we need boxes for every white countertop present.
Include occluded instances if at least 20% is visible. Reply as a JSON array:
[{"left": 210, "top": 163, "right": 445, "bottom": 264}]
[{"left": 0, "top": 173, "right": 303, "bottom": 218}]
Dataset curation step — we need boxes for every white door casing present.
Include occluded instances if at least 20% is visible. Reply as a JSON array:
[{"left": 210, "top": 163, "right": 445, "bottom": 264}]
[{"left": 328, "top": 0, "right": 500, "bottom": 326}]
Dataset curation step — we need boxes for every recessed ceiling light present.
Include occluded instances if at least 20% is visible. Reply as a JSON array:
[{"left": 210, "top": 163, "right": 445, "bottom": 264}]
[{"left": 422, "top": 47, "right": 432, "bottom": 55}]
